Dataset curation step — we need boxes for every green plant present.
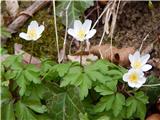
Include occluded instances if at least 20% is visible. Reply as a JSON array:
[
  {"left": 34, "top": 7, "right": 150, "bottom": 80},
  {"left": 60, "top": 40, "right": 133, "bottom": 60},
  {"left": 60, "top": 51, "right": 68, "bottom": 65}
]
[
  {"left": 1, "top": 54, "right": 150, "bottom": 120},
  {"left": 56, "top": 1, "right": 94, "bottom": 27}
]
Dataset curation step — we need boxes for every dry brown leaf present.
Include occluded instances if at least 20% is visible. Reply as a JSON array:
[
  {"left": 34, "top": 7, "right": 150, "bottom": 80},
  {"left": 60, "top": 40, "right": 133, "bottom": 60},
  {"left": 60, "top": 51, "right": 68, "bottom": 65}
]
[
  {"left": 142, "top": 38, "right": 159, "bottom": 55},
  {"left": 146, "top": 114, "right": 160, "bottom": 120},
  {"left": 5, "top": 0, "right": 19, "bottom": 18},
  {"left": 68, "top": 54, "right": 98, "bottom": 65},
  {"left": 14, "top": 43, "right": 41, "bottom": 66},
  {"left": 90, "top": 44, "right": 135, "bottom": 67},
  {"left": 98, "top": 0, "right": 108, "bottom": 6},
  {"left": 148, "top": 58, "right": 160, "bottom": 70}
]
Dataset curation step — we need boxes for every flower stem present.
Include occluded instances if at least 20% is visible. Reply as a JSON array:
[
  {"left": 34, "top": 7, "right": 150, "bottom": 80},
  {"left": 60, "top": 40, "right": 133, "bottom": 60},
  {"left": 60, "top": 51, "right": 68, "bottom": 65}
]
[
  {"left": 29, "top": 41, "right": 34, "bottom": 64},
  {"left": 142, "top": 83, "right": 160, "bottom": 87},
  {"left": 80, "top": 42, "right": 83, "bottom": 66}
]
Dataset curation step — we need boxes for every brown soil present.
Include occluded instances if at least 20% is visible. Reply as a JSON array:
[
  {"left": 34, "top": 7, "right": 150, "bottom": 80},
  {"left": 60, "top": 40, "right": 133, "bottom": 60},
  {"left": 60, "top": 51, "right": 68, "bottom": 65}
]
[{"left": 114, "top": 1, "right": 160, "bottom": 58}]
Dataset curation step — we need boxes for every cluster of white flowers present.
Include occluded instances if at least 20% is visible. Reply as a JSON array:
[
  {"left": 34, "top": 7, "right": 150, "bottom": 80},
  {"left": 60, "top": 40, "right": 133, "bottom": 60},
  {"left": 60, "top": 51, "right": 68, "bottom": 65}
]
[{"left": 123, "top": 51, "right": 152, "bottom": 88}]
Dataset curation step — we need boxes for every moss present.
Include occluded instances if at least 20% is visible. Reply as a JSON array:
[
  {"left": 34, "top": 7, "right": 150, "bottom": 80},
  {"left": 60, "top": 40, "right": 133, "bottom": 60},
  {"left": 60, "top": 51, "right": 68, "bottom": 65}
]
[{"left": 5, "top": 6, "right": 64, "bottom": 60}]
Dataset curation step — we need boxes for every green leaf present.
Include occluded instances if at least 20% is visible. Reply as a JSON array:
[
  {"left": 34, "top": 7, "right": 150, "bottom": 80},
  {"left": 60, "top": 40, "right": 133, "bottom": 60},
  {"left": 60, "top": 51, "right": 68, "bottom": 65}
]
[
  {"left": 79, "top": 113, "right": 89, "bottom": 120},
  {"left": 126, "top": 91, "right": 148, "bottom": 120},
  {"left": 22, "top": 95, "right": 47, "bottom": 114},
  {"left": 55, "top": 62, "right": 72, "bottom": 77},
  {"left": 79, "top": 73, "right": 92, "bottom": 100},
  {"left": 46, "top": 87, "right": 84, "bottom": 120},
  {"left": 1, "top": 87, "right": 12, "bottom": 104},
  {"left": 126, "top": 97, "right": 137, "bottom": 118},
  {"left": 94, "top": 80, "right": 117, "bottom": 96},
  {"left": 1, "top": 101, "right": 15, "bottom": 120},
  {"left": 15, "top": 101, "right": 37, "bottom": 120},
  {"left": 95, "top": 95, "right": 115, "bottom": 112},
  {"left": 25, "top": 84, "right": 46, "bottom": 99},
  {"left": 3, "top": 55, "right": 22, "bottom": 69},
  {"left": 60, "top": 66, "right": 82, "bottom": 87},
  {"left": 56, "top": 1, "right": 94, "bottom": 27},
  {"left": 15, "top": 64, "right": 41, "bottom": 96},
  {"left": 16, "top": 73, "right": 28, "bottom": 96},
  {"left": 112, "top": 93, "right": 125, "bottom": 117}
]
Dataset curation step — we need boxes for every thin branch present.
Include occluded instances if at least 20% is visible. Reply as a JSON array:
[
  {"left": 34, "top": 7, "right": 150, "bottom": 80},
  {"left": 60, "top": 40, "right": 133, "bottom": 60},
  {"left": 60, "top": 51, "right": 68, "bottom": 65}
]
[
  {"left": 61, "top": 0, "right": 71, "bottom": 63},
  {"left": 53, "top": 0, "right": 60, "bottom": 63},
  {"left": 139, "top": 33, "right": 149, "bottom": 52},
  {"left": 142, "top": 83, "right": 160, "bottom": 87},
  {"left": 91, "top": 2, "right": 112, "bottom": 29}
]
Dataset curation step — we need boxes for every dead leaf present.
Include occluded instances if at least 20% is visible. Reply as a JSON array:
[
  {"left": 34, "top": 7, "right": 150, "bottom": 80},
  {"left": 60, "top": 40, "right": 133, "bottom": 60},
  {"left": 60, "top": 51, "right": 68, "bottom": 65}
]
[
  {"left": 142, "top": 38, "right": 159, "bottom": 55},
  {"left": 90, "top": 44, "right": 135, "bottom": 67},
  {"left": 98, "top": 0, "right": 108, "bottom": 6},
  {"left": 146, "top": 114, "right": 160, "bottom": 120},
  {"left": 5, "top": 0, "right": 19, "bottom": 18},
  {"left": 14, "top": 43, "right": 41, "bottom": 66},
  {"left": 68, "top": 54, "right": 98, "bottom": 65},
  {"left": 148, "top": 58, "right": 160, "bottom": 70}
]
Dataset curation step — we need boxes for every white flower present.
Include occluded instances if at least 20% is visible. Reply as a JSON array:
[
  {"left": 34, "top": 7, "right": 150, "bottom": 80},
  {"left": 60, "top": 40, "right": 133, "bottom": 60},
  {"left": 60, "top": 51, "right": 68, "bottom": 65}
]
[
  {"left": 129, "top": 51, "right": 152, "bottom": 72},
  {"left": 19, "top": 20, "right": 44, "bottom": 41},
  {"left": 68, "top": 19, "right": 96, "bottom": 41},
  {"left": 123, "top": 69, "right": 146, "bottom": 88}
]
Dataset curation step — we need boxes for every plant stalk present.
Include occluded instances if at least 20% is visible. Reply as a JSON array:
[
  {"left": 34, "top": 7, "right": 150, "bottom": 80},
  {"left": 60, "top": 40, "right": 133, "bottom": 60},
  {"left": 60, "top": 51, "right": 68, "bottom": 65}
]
[{"left": 29, "top": 41, "right": 34, "bottom": 64}]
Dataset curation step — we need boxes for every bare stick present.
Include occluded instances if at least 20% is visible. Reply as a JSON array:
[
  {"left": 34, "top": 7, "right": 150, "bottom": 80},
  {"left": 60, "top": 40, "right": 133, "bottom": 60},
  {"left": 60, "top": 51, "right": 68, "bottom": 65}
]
[
  {"left": 53, "top": 0, "right": 60, "bottom": 63},
  {"left": 7, "top": 0, "right": 50, "bottom": 34},
  {"left": 91, "top": 2, "right": 112, "bottom": 29},
  {"left": 61, "top": 1, "right": 71, "bottom": 62},
  {"left": 139, "top": 33, "right": 149, "bottom": 52}
]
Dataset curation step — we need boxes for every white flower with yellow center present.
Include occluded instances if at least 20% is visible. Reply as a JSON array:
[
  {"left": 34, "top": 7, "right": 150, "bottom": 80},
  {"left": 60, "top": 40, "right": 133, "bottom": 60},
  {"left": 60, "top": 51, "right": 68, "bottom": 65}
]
[
  {"left": 19, "top": 20, "right": 44, "bottom": 41},
  {"left": 129, "top": 51, "right": 152, "bottom": 72},
  {"left": 123, "top": 69, "right": 146, "bottom": 88},
  {"left": 68, "top": 19, "right": 96, "bottom": 41}
]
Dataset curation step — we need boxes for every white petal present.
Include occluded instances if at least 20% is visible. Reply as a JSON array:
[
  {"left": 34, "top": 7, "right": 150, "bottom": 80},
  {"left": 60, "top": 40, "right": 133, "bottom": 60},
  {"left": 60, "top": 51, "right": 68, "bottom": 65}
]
[
  {"left": 129, "top": 54, "right": 134, "bottom": 63},
  {"left": 141, "top": 54, "right": 150, "bottom": 65},
  {"left": 19, "top": 32, "right": 31, "bottom": 41},
  {"left": 68, "top": 28, "right": 76, "bottom": 38},
  {"left": 133, "top": 51, "right": 140, "bottom": 60},
  {"left": 85, "top": 29, "right": 96, "bottom": 39},
  {"left": 139, "top": 77, "right": 146, "bottom": 84},
  {"left": 123, "top": 73, "right": 129, "bottom": 82},
  {"left": 128, "top": 82, "right": 136, "bottom": 88},
  {"left": 134, "top": 82, "right": 143, "bottom": 88},
  {"left": 141, "top": 64, "right": 152, "bottom": 71},
  {"left": 74, "top": 20, "right": 82, "bottom": 31},
  {"left": 82, "top": 19, "right": 92, "bottom": 33},
  {"left": 28, "top": 20, "right": 39, "bottom": 30},
  {"left": 33, "top": 34, "right": 41, "bottom": 41},
  {"left": 37, "top": 25, "right": 45, "bottom": 35}
]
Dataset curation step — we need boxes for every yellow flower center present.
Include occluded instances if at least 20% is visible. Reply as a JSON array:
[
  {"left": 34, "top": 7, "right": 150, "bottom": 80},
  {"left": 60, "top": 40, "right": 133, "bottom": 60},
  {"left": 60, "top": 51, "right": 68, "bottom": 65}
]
[
  {"left": 129, "top": 72, "right": 138, "bottom": 83},
  {"left": 77, "top": 29, "right": 86, "bottom": 40},
  {"left": 133, "top": 60, "right": 142, "bottom": 69},
  {"left": 27, "top": 28, "right": 36, "bottom": 38}
]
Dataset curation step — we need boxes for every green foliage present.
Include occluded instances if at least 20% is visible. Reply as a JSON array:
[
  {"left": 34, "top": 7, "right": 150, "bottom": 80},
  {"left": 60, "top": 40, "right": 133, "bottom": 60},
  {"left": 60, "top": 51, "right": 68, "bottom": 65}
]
[
  {"left": 56, "top": 1, "right": 94, "bottom": 27},
  {"left": 1, "top": 55, "right": 50, "bottom": 120},
  {"left": 144, "top": 75, "right": 160, "bottom": 103},
  {"left": 126, "top": 91, "right": 148, "bottom": 120},
  {"left": 45, "top": 82, "right": 84, "bottom": 120},
  {"left": 1, "top": 54, "right": 150, "bottom": 120}
]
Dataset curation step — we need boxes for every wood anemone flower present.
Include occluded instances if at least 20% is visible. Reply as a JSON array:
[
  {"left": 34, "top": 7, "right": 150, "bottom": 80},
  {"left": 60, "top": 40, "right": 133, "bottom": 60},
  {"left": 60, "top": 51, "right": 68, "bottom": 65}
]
[
  {"left": 19, "top": 20, "right": 44, "bottom": 41},
  {"left": 68, "top": 19, "right": 96, "bottom": 41},
  {"left": 129, "top": 51, "right": 152, "bottom": 72},
  {"left": 123, "top": 69, "right": 146, "bottom": 88}
]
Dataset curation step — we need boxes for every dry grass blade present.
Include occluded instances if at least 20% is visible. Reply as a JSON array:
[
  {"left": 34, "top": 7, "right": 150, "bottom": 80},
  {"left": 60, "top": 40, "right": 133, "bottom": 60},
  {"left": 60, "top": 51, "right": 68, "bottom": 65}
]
[{"left": 53, "top": 0, "right": 60, "bottom": 63}]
